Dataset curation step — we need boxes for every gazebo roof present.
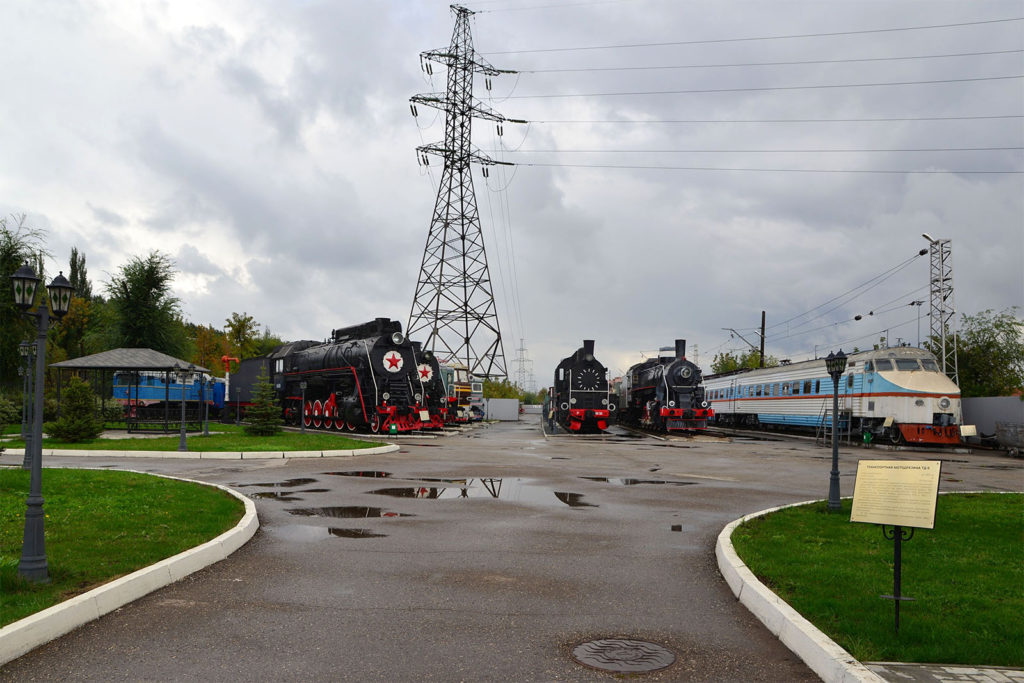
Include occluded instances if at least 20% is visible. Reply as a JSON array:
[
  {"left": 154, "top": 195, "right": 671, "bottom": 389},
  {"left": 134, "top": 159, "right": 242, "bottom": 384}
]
[{"left": 51, "top": 348, "right": 210, "bottom": 373}]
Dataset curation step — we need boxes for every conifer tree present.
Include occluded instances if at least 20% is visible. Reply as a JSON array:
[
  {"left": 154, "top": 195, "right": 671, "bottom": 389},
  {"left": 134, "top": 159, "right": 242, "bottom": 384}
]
[{"left": 244, "top": 366, "right": 283, "bottom": 436}]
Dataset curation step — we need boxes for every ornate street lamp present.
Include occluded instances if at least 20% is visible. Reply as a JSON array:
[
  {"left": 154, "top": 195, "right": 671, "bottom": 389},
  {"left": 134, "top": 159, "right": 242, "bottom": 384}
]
[
  {"left": 825, "top": 349, "right": 848, "bottom": 512},
  {"left": 18, "top": 341, "right": 35, "bottom": 469},
  {"left": 177, "top": 363, "right": 195, "bottom": 452},
  {"left": 11, "top": 264, "right": 74, "bottom": 582}
]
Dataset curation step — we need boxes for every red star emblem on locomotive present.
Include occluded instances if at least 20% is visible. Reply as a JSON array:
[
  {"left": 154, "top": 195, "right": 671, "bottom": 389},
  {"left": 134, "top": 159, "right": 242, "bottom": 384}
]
[
  {"left": 384, "top": 352, "right": 403, "bottom": 372},
  {"left": 418, "top": 364, "right": 433, "bottom": 380}
]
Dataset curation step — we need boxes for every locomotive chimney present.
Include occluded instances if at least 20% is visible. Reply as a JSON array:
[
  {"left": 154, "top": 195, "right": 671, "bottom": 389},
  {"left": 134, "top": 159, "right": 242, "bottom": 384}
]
[
  {"left": 675, "top": 339, "right": 687, "bottom": 358},
  {"left": 583, "top": 339, "right": 595, "bottom": 356}
]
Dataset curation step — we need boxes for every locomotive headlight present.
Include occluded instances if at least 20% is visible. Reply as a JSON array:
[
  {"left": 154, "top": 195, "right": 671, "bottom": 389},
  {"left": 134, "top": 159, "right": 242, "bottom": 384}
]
[
  {"left": 415, "top": 393, "right": 422, "bottom": 402},
  {"left": 391, "top": 332, "right": 405, "bottom": 345},
  {"left": 382, "top": 392, "right": 391, "bottom": 400},
  {"left": 701, "top": 400, "right": 708, "bottom": 408},
  {"left": 939, "top": 397, "right": 950, "bottom": 409},
  {"left": 570, "top": 397, "right": 577, "bottom": 405},
  {"left": 668, "top": 400, "right": 676, "bottom": 407},
  {"left": 601, "top": 398, "right": 608, "bottom": 405}
]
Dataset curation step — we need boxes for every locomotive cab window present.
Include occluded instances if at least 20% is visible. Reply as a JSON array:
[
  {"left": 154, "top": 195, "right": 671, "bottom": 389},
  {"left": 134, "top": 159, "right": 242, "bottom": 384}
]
[
  {"left": 921, "top": 358, "right": 939, "bottom": 372},
  {"left": 864, "top": 361, "right": 874, "bottom": 372},
  {"left": 847, "top": 375, "right": 854, "bottom": 388},
  {"left": 896, "top": 359, "right": 920, "bottom": 371},
  {"left": 875, "top": 359, "right": 893, "bottom": 371},
  {"left": 814, "top": 380, "right": 820, "bottom": 393}
]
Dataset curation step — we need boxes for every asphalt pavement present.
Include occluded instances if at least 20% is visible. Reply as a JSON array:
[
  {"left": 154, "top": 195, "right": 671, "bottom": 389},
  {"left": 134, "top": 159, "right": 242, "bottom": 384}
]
[{"left": 1, "top": 419, "right": 1020, "bottom": 681}]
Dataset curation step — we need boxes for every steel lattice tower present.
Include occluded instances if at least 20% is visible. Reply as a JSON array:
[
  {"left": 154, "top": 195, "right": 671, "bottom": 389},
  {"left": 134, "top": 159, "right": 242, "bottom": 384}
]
[
  {"left": 407, "top": 5, "right": 522, "bottom": 379},
  {"left": 926, "top": 237, "right": 958, "bottom": 384}
]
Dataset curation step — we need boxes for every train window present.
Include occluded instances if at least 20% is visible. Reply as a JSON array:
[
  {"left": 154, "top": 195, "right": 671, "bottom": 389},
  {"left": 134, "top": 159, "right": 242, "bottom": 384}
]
[
  {"left": 803, "top": 380, "right": 812, "bottom": 394},
  {"left": 921, "top": 359, "right": 940, "bottom": 372},
  {"left": 814, "top": 380, "right": 820, "bottom": 393},
  {"left": 896, "top": 359, "right": 920, "bottom": 371},
  {"left": 864, "top": 361, "right": 874, "bottom": 372},
  {"left": 847, "top": 375, "right": 854, "bottom": 388},
  {"left": 275, "top": 359, "right": 283, "bottom": 374},
  {"left": 781, "top": 382, "right": 789, "bottom": 395},
  {"left": 792, "top": 382, "right": 800, "bottom": 395},
  {"left": 756, "top": 386, "right": 762, "bottom": 397},
  {"left": 874, "top": 359, "right": 893, "bottom": 371}
]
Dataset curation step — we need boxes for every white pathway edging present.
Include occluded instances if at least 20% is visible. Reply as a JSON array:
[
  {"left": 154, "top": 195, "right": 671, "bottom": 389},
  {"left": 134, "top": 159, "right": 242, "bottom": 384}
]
[
  {"left": 3, "top": 443, "right": 400, "bottom": 460},
  {"left": 0, "top": 473, "right": 259, "bottom": 667},
  {"left": 716, "top": 500, "right": 885, "bottom": 683}
]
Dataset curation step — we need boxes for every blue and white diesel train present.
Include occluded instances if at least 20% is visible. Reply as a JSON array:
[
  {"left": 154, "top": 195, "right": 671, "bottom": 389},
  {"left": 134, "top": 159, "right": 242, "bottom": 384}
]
[{"left": 703, "top": 347, "right": 966, "bottom": 445}]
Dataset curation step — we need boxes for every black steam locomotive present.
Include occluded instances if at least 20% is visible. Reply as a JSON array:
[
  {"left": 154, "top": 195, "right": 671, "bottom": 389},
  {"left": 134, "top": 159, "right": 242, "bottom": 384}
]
[
  {"left": 552, "top": 340, "right": 614, "bottom": 433},
  {"left": 231, "top": 318, "right": 444, "bottom": 433},
  {"left": 618, "top": 339, "right": 712, "bottom": 432}
]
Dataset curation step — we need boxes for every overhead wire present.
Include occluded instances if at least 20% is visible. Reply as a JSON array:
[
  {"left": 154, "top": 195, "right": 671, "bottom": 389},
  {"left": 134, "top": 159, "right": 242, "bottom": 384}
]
[{"left": 515, "top": 162, "right": 1021, "bottom": 174}]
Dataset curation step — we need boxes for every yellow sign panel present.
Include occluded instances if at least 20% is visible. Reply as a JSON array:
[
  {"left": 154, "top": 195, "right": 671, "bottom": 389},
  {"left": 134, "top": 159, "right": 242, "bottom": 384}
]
[{"left": 850, "top": 460, "right": 942, "bottom": 529}]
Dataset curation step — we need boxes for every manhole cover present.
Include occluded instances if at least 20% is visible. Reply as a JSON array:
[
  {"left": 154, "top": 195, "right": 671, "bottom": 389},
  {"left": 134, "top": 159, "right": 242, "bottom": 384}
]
[{"left": 571, "top": 639, "right": 675, "bottom": 673}]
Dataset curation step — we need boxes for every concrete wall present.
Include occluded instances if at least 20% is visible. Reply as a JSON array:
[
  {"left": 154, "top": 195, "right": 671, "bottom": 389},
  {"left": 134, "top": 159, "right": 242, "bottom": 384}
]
[
  {"left": 962, "top": 396, "right": 1024, "bottom": 436},
  {"left": 484, "top": 398, "right": 520, "bottom": 421}
]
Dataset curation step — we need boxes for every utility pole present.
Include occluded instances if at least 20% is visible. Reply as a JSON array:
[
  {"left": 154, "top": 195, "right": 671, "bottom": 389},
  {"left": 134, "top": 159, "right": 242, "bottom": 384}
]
[
  {"left": 759, "top": 310, "right": 766, "bottom": 368},
  {"left": 407, "top": 5, "right": 524, "bottom": 379}
]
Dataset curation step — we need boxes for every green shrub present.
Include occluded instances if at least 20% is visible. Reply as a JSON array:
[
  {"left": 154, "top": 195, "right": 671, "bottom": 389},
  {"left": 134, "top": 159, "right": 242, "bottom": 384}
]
[{"left": 45, "top": 376, "right": 104, "bottom": 441}]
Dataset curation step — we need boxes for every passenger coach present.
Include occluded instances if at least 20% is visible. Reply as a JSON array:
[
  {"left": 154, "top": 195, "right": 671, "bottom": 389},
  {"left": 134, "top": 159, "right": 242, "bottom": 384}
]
[{"left": 704, "top": 347, "right": 966, "bottom": 445}]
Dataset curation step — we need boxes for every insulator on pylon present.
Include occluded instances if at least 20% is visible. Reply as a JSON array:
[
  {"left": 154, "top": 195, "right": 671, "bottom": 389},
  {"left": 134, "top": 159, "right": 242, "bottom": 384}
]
[
  {"left": 426, "top": 62, "right": 433, "bottom": 75},
  {"left": 422, "top": 154, "right": 430, "bottom": 166},
  {"left": 485, "top": 78, "right": 492, "bottom": 91},
  {"left": 497, "top": 124, "right": 503, "bottom": 136},
  {"left": 410, "top": 104, "right": 418, "bottom": 117},
  {"left": 482, "top": 167, "right": 490, "bottom": 178}
]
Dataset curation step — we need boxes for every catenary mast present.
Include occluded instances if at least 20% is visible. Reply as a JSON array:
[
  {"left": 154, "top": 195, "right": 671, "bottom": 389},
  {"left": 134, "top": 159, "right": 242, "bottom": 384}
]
[{"left": 407, "top": 4, "right": 522, "bottom": 380}]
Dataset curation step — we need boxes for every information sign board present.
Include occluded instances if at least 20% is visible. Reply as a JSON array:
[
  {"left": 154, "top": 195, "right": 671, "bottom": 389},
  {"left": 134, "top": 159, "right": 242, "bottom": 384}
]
[{"left": 850, "top": 460, "right": 941, "bottom": 529}]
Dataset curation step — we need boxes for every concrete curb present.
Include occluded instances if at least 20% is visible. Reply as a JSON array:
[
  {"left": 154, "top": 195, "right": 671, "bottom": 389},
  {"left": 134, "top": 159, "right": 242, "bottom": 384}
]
[
  {"left": 716, "top": 500, "right": 885, "bottom": 683},
  {"left": 2, "top": 444, "right": 400, "bottom": 460},
  {"left": 0, "top": 474, "right": 259, "bottom": 667}
]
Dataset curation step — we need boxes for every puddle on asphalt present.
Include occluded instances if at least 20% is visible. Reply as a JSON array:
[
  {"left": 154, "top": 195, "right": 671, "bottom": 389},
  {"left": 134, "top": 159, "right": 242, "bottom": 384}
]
[
  {"left": 670, "top": 525, "right": 683, "bottom": 532},
  {"left": 365, "top": 478, "right": 598, "bottom": 508},
  {"left": 269, "top": 524, "right": 387, "bottom": 540},
  {"left": 286, "top": 506, "right": 414, "bottom": 518},
  {"left": 325, "top": 471, "right": 393, "bottom": 478},
  {"left": 579, "top": 477, "right": 697, "bottom": 487},
  {"left": 240, "top": 478, "right": 318, "bottom": 488},
  {"left": 250, "top": 492, "right": 303, "bottom": 501}
]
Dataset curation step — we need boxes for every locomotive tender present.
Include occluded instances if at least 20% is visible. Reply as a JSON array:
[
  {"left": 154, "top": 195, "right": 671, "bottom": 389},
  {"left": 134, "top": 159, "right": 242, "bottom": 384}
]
[
  {"left": 232, "top": 318, "right": 445, "bottom": 433},
  {"left": 552, "top": 340, "right": 614, "bottom": 433},
  {"left": 618, "top": 340, "right": 713, "bottom": 432},
  {"left": 703, "top": 346, "right": 965, "bottom": 445}
]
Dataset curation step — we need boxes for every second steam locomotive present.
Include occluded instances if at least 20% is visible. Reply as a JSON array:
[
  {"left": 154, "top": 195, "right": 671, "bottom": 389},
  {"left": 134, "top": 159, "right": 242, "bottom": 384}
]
[
  {"left": 552, "top": 340, "right": 614, "bottom": 433},
  {"left": 617, "top": 339, "right": 713, "bottom": 432}
]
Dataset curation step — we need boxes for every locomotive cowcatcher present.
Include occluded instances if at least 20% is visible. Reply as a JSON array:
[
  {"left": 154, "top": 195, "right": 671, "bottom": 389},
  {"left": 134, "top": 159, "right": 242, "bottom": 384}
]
[
  {"left": 619, "top": 339, "right": 713, "bottom": 432},
  {"left": 552, "top": 339, "right": 615, "bottom": 433}
]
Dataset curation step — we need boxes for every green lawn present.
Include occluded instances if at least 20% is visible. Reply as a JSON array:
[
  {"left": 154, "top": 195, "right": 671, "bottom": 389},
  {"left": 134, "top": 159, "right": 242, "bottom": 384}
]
[
  {"left": 0, "top": 468, "right": 244, "bottom": 627},
  {"left": 731, "top": 493, "right": 1024, "bottom": 666},
  {"left": 3, "top": 423, "right": 377, "bottom": 452}
]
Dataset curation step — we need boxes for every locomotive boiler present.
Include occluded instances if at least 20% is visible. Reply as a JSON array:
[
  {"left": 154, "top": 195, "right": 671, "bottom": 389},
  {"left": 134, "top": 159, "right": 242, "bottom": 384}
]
[
  {"left": 552, "top": 339, "right": 614, "bottom": 433},
  {"left": 618, "top": 339, "right": 712, "bottom": 432}
]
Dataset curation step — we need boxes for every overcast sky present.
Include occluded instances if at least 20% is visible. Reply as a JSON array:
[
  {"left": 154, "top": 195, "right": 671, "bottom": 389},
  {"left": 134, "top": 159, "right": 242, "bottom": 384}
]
[{"left": 1, "top": 0, "right": 1021, "bottom": 388}]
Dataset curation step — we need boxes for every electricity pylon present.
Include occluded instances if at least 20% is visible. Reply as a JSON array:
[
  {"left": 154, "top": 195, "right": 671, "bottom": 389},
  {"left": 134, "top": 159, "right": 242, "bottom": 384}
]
[
  {"left": 407, "top": 4, "right": 523, "bottom": 379},
  {"left": 925, "top": 236, "right": 958, "bottom": 384}
]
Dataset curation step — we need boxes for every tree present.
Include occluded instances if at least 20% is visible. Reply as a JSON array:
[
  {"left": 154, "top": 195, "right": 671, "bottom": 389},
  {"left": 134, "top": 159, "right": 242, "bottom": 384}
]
[
  {"left": 711, "top": 350, "right": 779, "bottom": 374},
  {"left": 244, "top": 366, "right": 283, "bottom": 436},
  {"left": 68, "top": 247, "right": 93, "bottom": 301},
  {"left": 935, "top": 308, "right": 1024, "bottom": 397},
  {"left": 225, "top": 312, "right": 260, "bottom": 359},
  {"left": 0, "top": 215, "right": 49, "bottom": 388},
  {"left": 45, "top": 375, "right": 104, "bottom": 441},
  {"left": 189, "top": 324, "right": 231, "bottom": 377},
  {"left": 105, "top": 251, "right": 186, "bottom": 356}
]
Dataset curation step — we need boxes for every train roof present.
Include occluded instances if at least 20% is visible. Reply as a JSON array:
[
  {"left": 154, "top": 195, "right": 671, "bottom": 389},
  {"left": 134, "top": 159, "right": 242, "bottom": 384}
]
[
  {"left": 332, "top": 318, "right": 402, "bottom": 342},
  {"left": 705, "top": 346, "right": 940, "bottom": 381}
]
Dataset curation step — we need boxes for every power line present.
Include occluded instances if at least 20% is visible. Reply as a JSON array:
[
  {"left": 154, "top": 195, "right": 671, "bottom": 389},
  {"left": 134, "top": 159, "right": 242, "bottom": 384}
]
[
  {"left": 516, "top": 162, "right": 1022, "bottom": 174},
  {"left": 492, "top": 146, "right": 1024, "bottom": 153},
  {"left": 521, "top": 49, "right": 1024, "bottom": 73},
  {"left": 485, "top": 16, "right": 1024, "bottom": 54},
  {"left": 506, "top": 74, "right": 1024, "bottom": 99},
  {"left": 527, "top": 115, "right": 1024, "bottom": 124}
]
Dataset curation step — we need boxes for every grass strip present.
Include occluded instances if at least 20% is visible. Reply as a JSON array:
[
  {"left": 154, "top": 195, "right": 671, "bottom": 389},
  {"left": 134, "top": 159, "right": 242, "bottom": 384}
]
[
  {"left": 3, "top": 426, "right": 376, "bottom": 452},
  {"left": 0, "top": 468, "right": 244, "bottom": 627},
  {"left": 731, "top": 493, "right": 1024, "bottom": 666}
]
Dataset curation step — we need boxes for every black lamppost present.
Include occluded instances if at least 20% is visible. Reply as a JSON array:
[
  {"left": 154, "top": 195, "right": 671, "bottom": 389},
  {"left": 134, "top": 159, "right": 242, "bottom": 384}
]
[
  {"left": 176, "top": 363, "right": 195, "bottom": 452},
  {"left": 11, "top": 263, "right": 74, "bottom": 582},
  {"left": 825, "top": 349, "right": 848, "bottom": 512},
  {"left": 203, "top": 377, "right": 211, "bottom": 437},
  {"left": 19, "top": 341, "right": 34, "bottom": 469}
]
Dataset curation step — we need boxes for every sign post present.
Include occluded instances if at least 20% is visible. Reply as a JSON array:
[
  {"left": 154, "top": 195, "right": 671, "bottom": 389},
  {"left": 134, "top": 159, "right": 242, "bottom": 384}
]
[{"left": 850, "top": 460, "right": 942, "bottom": 633}]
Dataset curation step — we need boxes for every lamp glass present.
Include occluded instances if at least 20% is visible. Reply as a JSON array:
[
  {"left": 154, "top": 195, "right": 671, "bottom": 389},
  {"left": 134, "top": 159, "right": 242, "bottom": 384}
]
[
  {"left": 11, "top": 263, "right": 40, "bottom": 310},
  {"left": 46, "top": 272, "right": 74, "bottom": 317}
]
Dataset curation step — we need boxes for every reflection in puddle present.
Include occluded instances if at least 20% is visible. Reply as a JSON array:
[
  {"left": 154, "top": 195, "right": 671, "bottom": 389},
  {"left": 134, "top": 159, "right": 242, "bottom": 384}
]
[
  {"left": 250, "top": 492, "right": 302, "bottom": 501},
  {"left": 325, "top": 471, "right": 393, "bottom": 478},
  {"left": 367, "top": 478, "right": 598, "bottom": 508},
  {"left": 579, "top": 477, "right": 696, "bottom": 487},
  {"left": 270, "top": 524, "right": 387, "bottom": 541},
  {"left": 286, "top": 506, "right": 414, "bottom": 518},
  {"left": 241, "top": 478, "right": 318, "bottom": 488}
]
